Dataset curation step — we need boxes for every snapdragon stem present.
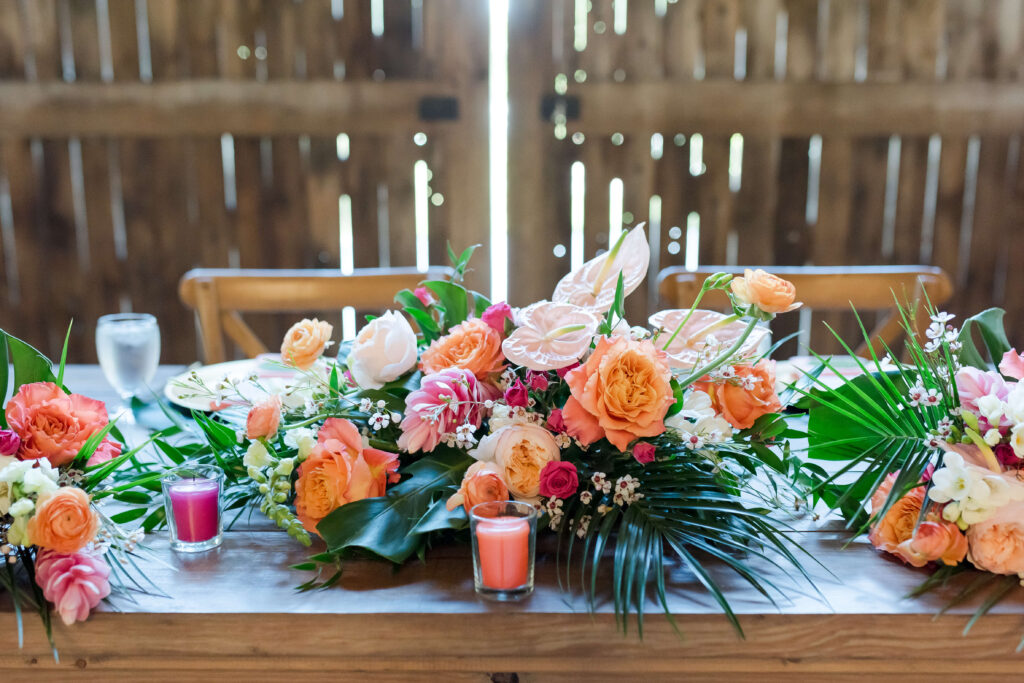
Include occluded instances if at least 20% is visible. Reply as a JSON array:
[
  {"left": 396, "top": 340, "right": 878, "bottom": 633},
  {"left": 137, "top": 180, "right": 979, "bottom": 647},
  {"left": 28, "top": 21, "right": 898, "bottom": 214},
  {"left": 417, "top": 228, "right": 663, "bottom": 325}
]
[
  {"left": 676, "top": 317, "right": 759, "bottom": 391},
  {"left": 661, "top": 286, "right": 711, "bottom": 351}
]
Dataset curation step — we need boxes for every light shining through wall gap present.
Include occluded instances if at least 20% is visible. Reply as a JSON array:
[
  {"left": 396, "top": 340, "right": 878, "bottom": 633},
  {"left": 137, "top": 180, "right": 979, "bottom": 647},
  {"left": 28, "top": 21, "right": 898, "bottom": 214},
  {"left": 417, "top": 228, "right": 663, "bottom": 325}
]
[{"left": 488, "top": 0, "right": 509, "bottom": 301}]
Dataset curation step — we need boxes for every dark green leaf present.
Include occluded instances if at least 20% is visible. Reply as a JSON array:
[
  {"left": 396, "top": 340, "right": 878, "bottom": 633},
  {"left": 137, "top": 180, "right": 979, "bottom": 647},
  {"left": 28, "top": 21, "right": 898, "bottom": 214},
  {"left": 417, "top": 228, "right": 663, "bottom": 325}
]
[
  {"left": 409, "top": 497, "right": 468, "bottom": 535},
  {"left": 424, "top": 280, "right": 470, "bottom": 330},
  {"left": 959, "top": 308, "right": 1011, "bottom": 370}
]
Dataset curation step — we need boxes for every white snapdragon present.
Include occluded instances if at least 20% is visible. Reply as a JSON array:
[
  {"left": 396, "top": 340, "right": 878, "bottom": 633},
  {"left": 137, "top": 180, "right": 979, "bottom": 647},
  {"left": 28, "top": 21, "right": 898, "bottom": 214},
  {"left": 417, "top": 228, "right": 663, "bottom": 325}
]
[
  {"left": 284, "top": 427, "right": 317, "bottom": 460},
  {"left": 21, "top": 461, "right": 59, "bottom": 497},
  {"left": 8, "top": 498, "right": 34, "bottom": 518},
  {"left": 984, "top": 428, "right": 1003, "bottom": 446},
  {"left": 243, "top": 441, "right": 272, "bottom": 469},
  {"left": 976, "top": 393, "right": 1007, "bottom": 425},
  {"left": 0, "top": 460, "right": 34, "bottom": 484}
]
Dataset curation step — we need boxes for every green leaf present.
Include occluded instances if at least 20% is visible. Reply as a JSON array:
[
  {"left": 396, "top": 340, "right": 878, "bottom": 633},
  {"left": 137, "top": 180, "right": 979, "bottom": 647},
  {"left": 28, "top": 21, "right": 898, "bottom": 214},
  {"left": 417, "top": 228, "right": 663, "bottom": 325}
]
[
  {"left": 110, "top": 508, "right": 149, "bottom": 524},
  {"left": 56, "top": 321, "right": 73, "bottom": 388},
  {"left": 470, "top": 290, "right": 492, "bottom": 318},
  {"left": 0, "top": 329, "right": 57, "bottom": 393},
  {"left": 424, "top": 280, "right": 470, "bottom": 330},
  {"left": 395, "top": 289, "right": 429, "bottom": 313},
  {"left": 959, "top": 308, "right": 1011, "bottom": 370},
  {"left": 665, "top": 378, "right": 684, "bottom": 417},
  {"left": 316, "top": 449, "right": 472, "bottom": 563},
  {"left": 405, "top": 307, "right": 440, "bottom": 343},
  {"left": 409, "top": 497, "right": 468, "bottom": 535}
]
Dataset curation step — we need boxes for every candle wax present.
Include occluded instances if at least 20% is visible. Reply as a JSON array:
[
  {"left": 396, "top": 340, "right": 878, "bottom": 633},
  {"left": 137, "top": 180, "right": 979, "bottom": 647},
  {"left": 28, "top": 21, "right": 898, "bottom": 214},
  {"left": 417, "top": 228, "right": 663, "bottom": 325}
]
[
  {"left": 476, "top": 516, "right": 530, "bottom": 590},
  {"left": 169, "top": 479, "right": 220, "bottom": 543}
]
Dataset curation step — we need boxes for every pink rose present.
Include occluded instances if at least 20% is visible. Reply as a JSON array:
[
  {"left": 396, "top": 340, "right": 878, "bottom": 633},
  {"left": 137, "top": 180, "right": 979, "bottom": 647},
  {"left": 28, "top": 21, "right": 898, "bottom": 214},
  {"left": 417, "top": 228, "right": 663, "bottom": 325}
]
[
  {"left": 504, "top": 378, "right": 529, "bottom": 408},
  {"left": 538, "top": 461, "right": 579, "bottom": 499},
  {"left": 414, "top": 286, "right": 435, "bottom": 307},
  {"left": 633, "top": 442, "right": 656, "bottom": 464},
  {"left": 398, "top": 369, "right": 485, "bottom": 453},
  {"left": 547, "top": 409, "right": 565, "bottom": 433},
  {"left": 88, "top": 438, "right": 122, "bottom": 467},
  {"left": 246, "top": 396, "right": 282, "bottom": 440},
  {"left": 0, "top": 429, "right": 20, "bottom": 456},
  {"left": 1000, "top": 349, "right": 1024, "bottom": 380},
  {"left": 5, "top": 382, "right": 113, "bottom": 467},
  {"left": 34, "top": 549, "right": 111, "bottom": 626},
  {"left": 967, "top": 500, "right": 1024, "bottom": 575},
  {"left": 481, "top": 302, "right": 514, "bottom": 335},
  {"left": 526, "top": 370, "right": 549, "bottom": 392},
  {"left": 891, "top": 520, "right": 968, "bottom": 568}
]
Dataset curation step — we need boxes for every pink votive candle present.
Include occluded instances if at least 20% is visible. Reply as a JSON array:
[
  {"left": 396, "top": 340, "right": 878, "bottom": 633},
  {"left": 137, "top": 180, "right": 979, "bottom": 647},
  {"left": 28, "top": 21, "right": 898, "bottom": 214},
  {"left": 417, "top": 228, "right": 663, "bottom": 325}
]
[
  {"left": 168, "top": 479, "right": 220, "bottom": 543},
  {"left": 475, "top": 517, "right": 530, "bottom": 590}
]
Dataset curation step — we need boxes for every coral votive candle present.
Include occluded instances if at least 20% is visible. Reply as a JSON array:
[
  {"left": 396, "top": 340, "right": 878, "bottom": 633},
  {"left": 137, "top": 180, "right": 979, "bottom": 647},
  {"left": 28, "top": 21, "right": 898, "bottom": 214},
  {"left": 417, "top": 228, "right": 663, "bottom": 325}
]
[
  {"left": 161, "top": 465, "right": 225, "bottom": 553},
  {"left": 470, "top": 501, "right": 537, "bottom": 600}
]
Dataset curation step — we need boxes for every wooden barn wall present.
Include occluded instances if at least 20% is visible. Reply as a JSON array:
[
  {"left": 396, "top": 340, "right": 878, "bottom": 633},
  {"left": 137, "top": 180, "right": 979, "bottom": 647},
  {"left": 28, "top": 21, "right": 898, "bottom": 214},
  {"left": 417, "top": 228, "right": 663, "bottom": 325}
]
[{"left": 0, "top": 0, "right": 1022, "bottom": 363}]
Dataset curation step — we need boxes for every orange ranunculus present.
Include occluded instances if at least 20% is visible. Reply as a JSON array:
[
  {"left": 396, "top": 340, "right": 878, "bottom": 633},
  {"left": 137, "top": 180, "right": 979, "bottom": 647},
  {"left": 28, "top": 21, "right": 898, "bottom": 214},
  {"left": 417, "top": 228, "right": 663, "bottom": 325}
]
[
  {"left": 730, "top": 269, "right": 801, "bottom": 314},
  {"left": 700, "top": 360, "right": 782, "bottom": 430},
  {"left": 893, "top": 519, "right": 968, "bottom": 568},
  {"left": 246, "top": 396, "right": 282, "bottom": 440},
  {"left": 27, "top": 487, "right": 100, "bottom": 554},
  {"left": 419, "top": 318, "right": 506, "bottom": 380},
  {"left": 867, "top": 478, "right": 926, "bottom": 558},
  {"left": 5, "top": 382, "right": 112, "bottom": 467},
  {"left": 561, "top": 336, "right": 675, "bottom": 452},
  {"left": 294, "top": 418, "right": 400, "bottom": 535},
  {"left": 446, "top": 461, "right": 509, "bottom": 513},
  {"left": 281, "top": 318, "right": 334, "bottom": 370}
]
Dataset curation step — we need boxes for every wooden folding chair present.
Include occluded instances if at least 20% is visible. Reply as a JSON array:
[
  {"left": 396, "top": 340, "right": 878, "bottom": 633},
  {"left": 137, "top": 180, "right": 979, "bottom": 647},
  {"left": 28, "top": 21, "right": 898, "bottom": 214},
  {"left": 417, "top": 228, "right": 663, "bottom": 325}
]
[
  {"left": 657, "top": 266, "right": 954, "bottom": 356},
  {"left": 179, "top": 267, "right": 450, "bottom": 363}
]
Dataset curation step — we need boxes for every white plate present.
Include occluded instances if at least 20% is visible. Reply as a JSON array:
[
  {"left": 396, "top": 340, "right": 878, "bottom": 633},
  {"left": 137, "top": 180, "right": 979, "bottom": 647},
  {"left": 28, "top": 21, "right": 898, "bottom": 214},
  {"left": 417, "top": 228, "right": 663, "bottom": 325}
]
[{"left": 164, "top": 355, "right": 333, "bottom": 412}]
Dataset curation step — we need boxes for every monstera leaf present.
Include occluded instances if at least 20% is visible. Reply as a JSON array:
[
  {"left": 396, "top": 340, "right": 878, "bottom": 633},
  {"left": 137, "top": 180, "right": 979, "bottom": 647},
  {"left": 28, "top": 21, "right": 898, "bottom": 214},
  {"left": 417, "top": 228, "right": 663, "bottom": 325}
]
[
  {"left": 316, "top": 449, "right": 473, "bottom": 563},
  {"left": 0, "top": 329, "right": 59, "bottom": 427},
  {"left": 958, "top": 308, "right": 1011, "bottom": 371}
]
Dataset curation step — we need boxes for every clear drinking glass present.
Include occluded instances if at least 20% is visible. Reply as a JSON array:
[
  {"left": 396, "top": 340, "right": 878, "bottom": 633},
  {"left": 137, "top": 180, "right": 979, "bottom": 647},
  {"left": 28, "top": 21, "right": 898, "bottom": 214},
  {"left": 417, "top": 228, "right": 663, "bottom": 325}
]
[
  {"left": 95, "top": 313, "right": 161, "bottom": 421},
  {"left": 470, "top": 500, "right": 537, "bottom": 601},
  {"left": 161, "top": 464, "right": 225, "bottom": 553}
]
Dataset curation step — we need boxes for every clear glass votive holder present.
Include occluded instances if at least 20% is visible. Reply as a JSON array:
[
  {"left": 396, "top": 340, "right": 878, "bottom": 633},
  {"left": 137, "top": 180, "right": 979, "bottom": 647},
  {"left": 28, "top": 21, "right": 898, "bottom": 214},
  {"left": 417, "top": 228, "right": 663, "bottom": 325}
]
[
  {"left": 161, "top": 464, "right": 224, "bottom": 553},
  {"left": 470, "top": 500, "right": 537, "bottom": 601}
]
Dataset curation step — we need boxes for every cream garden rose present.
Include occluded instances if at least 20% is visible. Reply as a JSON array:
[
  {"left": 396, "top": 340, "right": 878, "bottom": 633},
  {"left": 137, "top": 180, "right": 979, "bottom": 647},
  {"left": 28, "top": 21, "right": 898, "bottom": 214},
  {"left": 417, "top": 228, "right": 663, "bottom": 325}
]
[
  {"left": 470, "top": 422, "right": 560, "bottom": 503},
  {"left": 347, "top": 311, "right": 419, "bottom": 389}
]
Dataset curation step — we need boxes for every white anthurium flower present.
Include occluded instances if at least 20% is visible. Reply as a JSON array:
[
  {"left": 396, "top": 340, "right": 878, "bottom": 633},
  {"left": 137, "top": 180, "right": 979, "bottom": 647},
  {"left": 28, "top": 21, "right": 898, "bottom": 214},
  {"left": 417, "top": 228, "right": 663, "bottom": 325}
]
[
  {"left": 552, "top": 225, "right": 650, "bottom": 313},
  {"left": 501, "top": 301, "right": 600, "bottom": 371},
  {"left": 976, "top": 393, "right": 1007, "bottom": 425}
]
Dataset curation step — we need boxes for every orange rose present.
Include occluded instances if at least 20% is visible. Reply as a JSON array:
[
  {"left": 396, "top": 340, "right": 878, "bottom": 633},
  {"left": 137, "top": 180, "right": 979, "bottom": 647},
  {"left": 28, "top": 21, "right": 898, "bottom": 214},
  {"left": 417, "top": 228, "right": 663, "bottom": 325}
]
[
  {"left": 281, "top": 318, "right": 334, "bottom": 370},
  {"left": 562, "top": 336, "right": 675, "bottom": 452},
  {"left": 419, "top": 318, "right": 506, "bottom": 380},
  {"left": 246, "top": 396, "right": 282, "bottom": 440},
  {"left": 446, "top": 461, "right": 509, "bottom": 512},
  {"left": 27, "top": 487, "right": 100, "bottom": 554},
  {"left": 893, "top": 520, "right": 968, "bottom": 567},
  {"left": 294, "top": 418, "right": 399, "bottom": 534},
  {"left": 700, "top": 360, "right": 782, "bottom": 430},
  {"left": 5, "top": 382, "right": 112, "bottom": 467},
  {"left": 730, "top": 269, "right": 801, "bottom": 314},
  {"left": 867, "top": 478, "right": 926, "bottom": 557}
]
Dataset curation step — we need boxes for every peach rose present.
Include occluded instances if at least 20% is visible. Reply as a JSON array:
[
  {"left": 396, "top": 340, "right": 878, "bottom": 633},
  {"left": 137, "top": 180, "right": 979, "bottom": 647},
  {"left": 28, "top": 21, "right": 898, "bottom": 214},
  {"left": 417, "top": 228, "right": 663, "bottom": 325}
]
[
  {"left": 966, "top": 501, "right": 1024, "bottom": 575},
  {"left": 5, "top": 382, "right": 112, "bottom": 467},
  {"left": 419, "top": 318, "right": 506, "bottom": 380},
  {"left": 562, "top": 336, "right": 675, "bottom": 452},
  {"left": 730, "top": 269, "right": 801, "bottom": 314},
  {"left": 699, "top": 360, "right": 781, "bottom": 430},
  {"left": 868, "top": 476, "right": 926, "bottom": 558},
  {"left": 281, "top": 318, "right": 334, "bottom": 370},
  {"left": 891, "top": 520, "right": 968, "bottom": 568},
  {"left": 471, "top": 423, "right": 559, "bottom": 503},
  {"left": 27, "top": 487, "right": 100, "bottom": 554},
  {"left": 294, "top": 418, "right": 400, "bottom": 534},
  {"left": 446, "top": 461, "right": 510, "bottom": 512},
  {"left": 246, "top": 396, "right": 282, "bottom": 440}
]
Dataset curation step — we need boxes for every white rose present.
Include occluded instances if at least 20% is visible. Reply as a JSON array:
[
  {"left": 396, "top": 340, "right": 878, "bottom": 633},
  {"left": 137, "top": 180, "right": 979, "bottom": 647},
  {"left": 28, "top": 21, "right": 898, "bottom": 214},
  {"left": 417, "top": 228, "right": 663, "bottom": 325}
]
[{"left": 347, "top": 311, "right": 418, "bottom": 389}]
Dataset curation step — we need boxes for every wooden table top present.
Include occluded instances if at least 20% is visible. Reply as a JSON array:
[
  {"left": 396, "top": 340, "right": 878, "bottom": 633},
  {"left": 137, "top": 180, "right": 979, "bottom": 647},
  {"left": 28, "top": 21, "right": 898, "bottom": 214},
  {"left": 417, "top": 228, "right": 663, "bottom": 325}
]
[{"left": 3, "top": 365, "right": 1024, "bottom": 681}]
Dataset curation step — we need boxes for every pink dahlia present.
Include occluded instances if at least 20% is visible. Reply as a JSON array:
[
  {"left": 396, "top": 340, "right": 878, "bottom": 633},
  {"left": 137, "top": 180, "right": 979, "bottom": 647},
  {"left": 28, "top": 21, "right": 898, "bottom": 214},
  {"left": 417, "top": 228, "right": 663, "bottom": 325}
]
[
  {"left": 34, "top": 548, "right": 111, "bottom": 626},
  {"left": 398, "top": 369, "right": 485, "bottom": 453}
]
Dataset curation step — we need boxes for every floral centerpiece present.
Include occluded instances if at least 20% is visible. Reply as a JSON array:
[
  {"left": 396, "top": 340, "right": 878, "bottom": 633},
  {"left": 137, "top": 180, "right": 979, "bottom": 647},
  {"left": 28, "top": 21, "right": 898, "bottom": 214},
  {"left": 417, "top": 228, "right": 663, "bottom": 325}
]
[
  {"left": 170, "top": 228, "right": 815, "bottom": 630},
  {"left": 800, "top": 304, "right": 1024, "bottom": 646},
  {"left": 1, "top": 330, "right": 161, "bottom": 653}
]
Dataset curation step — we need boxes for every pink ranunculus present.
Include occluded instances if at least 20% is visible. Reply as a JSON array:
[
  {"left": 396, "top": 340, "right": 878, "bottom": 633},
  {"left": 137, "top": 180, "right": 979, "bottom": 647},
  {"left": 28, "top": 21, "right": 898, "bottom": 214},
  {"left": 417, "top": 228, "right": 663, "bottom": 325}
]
[
  {"left": 526, "top": 370, "right": 549, "bottom": 392},
  {"left": 481, "top": 302, "right": 513, "bottom": 335},
  {"left": 955, "top": 367, "right": 1009, "bottom": 414},
  {"left": 397, "top": 369, "right": 485, "bottom": 453},
  {"left": 87, "top": 438, "right": 122, "bottom": 467},
  {"left": 547, "top": 409, "right": 565, "bottom": 433},
  {"left": 34, "top": 549, "right": 111, "bottom": 626},
  {"left": 538, "top": 461, "right": 579, "bottom": 499},
  {"left": 1000, "top": 349, "right": 1024, "bottom": 380},
  {"left": 246, "top": 396, "right": 283, "bottom": 440},
  {"left": 414, "top": 286, "right": 435, "bottom": 307},
  {"left": 633, "top": 442, "right": 656, "bottom": 465},
  {"left": 892, "top": 520, "right": 968, "bottom": 568},
  {"left": 0, "top": 429, "right": 20, "bottom": 456},
  {"left": 504, "top": 378, "right": 529, "bottom": 408}
]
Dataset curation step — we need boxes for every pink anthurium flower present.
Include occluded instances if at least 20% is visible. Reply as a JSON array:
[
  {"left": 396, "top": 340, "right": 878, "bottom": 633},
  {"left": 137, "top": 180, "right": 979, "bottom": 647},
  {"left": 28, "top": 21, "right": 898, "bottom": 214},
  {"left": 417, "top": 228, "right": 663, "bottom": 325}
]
[
  {"left": 552, "top": 225, "right": 650, "bottom": 313},
  {"left": 648, "top": 309, "right": 770, "bottom": 369},
  {"left": 501, "top": 301, "right": 599, "bottom": 371}
]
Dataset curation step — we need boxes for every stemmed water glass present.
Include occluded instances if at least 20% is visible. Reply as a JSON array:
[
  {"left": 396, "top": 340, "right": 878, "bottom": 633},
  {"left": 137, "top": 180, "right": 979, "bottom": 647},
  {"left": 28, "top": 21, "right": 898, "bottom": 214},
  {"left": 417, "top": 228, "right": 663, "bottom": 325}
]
[{"left": 95, "top": 313, "right": 161, "bottom": 423}]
